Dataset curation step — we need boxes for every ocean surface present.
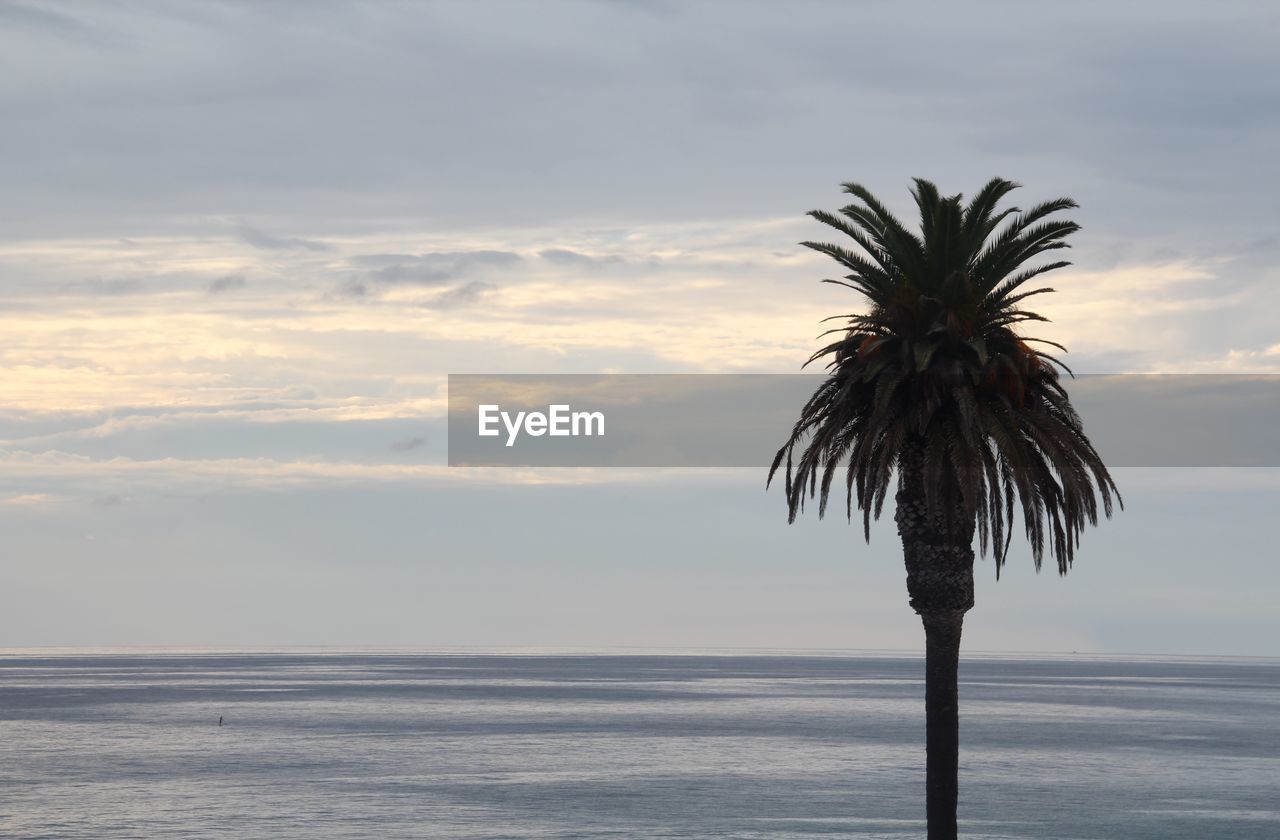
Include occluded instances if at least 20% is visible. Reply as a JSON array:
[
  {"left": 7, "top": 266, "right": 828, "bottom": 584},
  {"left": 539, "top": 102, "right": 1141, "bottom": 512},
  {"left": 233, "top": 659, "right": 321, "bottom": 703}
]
[{"left": 1, "top": 651, "right": 1278, "bottom": 839}]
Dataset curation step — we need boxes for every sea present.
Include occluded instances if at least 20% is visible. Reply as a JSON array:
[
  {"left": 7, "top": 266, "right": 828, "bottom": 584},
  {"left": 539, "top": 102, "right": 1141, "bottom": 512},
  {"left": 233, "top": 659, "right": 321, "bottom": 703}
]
[{"left": 1, "top": 650, "right": 1277, "bottom": 839}]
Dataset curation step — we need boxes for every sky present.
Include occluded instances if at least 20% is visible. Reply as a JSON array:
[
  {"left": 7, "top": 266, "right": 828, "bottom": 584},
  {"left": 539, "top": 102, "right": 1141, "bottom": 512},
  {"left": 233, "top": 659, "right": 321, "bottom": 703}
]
[{"left": 2, "top": 0, "right": 1279, "bottom": 654}]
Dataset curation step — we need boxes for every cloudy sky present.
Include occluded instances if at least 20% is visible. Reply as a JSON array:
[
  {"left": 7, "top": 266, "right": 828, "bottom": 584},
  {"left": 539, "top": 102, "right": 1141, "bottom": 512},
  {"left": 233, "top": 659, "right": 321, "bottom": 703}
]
[{"left": 2, "top": 1, "right": 1279, "bottom": 653}]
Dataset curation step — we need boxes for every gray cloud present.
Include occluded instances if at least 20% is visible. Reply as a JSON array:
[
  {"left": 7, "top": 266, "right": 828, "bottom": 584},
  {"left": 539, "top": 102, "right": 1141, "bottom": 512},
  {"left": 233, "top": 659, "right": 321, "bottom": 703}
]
[
  {"left": 4, "top": 0, "right": 1275, "bottom": 257},
  {"left": 423, "top": 280, "right": 495, "bottom": 309},
  {"left": 328, "top": 277, "right": 490, "bottom": 304},
  {"left": 367, "top": 264, "right": 453, "bottom": 285},
  {"left": 281, "top": 385, "right": 319, "bottom": 401},
  {"left": 233, "top": 224, "right": 332, "bottom": 252},
  {"left": 539, "top": 248, "right": 624, "bottom": 267},
  {"left": 360, "top": 251, "right": 521, "bottom": 286},
  {"left": 208, "top": 274, "right": 247, "bottom": 294},
  {"left": 1, "top": 409, "right": 447, "bottom": 465},
  {"left": 389, "top": 436, "right": 426, "bottom": 452},
  {"left": 331, "top": 251, "right": 517, "bottom": 301},
  {"left": 335, "top": 278, "right": 368, "bottom": 298},
  {"left": 65, "top": 276, "right": 146, "bottom": 296}
]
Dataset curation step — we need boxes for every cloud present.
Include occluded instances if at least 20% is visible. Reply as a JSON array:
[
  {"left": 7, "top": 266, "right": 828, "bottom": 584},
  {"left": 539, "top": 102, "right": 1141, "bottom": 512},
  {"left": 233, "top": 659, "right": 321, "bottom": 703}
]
[
  {"left": 423, "top": 280, "right": 495, "bottom": 308},
  {"left": 233, "top": 224, "right": 332, "bottom": 252},
  {"left": 389, "top": 436, "right": 426, "bottom": 452},
  {"left": 3, "top": 0, "right": 1280, "bottom": 656},
  {"left": 0, "top": 447, "right": 709, "bottom": 494},
  {"left": 539, "top": 248, "right": 624, "bottom": 267},
  {"left": 335, "top": 278, "right": 368, "bottom": 298},
  {"left": 65, "top": 276, "right": 147, "bottom": 296},
  {"left": 368, "top": 264, "right": 453, "bottom": 285},
  {"left": 1, "top": 492, "right": 60, "bottom": 506},
  {"left": 208, "top": 274, "right": 247, "bottom": 294},
  {"left": 327, "top": 251, "right": 517, "bottom": 303},
  {"left": 6, "top": 0, "right": 1277, "bottom": 255},
  {"left": 0, "top": 2, "right": 89, "bottom": 35},
  {"left": 357, "top": 250, "right": 522, "bottom": 286}
]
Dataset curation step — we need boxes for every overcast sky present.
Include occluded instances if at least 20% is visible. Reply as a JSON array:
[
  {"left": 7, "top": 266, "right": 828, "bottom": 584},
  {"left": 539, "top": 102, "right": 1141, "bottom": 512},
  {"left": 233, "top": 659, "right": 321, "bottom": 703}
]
[{"left": 2, "top": 0, "right": 1279, "bottom": 654}]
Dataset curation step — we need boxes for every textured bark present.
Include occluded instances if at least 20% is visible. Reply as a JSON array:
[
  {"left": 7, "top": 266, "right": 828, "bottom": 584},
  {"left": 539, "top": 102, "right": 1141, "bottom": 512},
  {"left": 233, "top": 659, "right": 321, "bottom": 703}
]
[{"left": 895, "top": 441, "right": 976, "bottom": 840}]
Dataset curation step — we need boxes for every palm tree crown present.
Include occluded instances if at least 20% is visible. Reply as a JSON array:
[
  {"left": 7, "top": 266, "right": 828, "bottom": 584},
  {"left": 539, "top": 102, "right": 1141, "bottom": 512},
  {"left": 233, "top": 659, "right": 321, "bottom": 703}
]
[{"left": 769, "top": 177, "right": 1120, "bottom": 574}]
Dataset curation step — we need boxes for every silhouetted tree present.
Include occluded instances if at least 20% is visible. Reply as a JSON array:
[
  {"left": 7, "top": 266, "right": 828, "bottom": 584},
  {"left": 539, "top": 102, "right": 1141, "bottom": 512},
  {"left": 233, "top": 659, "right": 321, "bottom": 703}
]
[{"left": 770, "top": 178, "right": 1120, "bottom": 839}]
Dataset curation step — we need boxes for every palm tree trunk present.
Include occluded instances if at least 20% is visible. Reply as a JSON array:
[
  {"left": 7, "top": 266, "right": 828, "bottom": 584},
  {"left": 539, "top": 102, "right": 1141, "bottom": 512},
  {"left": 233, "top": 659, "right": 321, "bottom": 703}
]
[
  {"left": 895, "top": 441, "right": 975, "bottom": 840},
  {"left": 922, "top": 608, "right": 965, "bottom": 839}
]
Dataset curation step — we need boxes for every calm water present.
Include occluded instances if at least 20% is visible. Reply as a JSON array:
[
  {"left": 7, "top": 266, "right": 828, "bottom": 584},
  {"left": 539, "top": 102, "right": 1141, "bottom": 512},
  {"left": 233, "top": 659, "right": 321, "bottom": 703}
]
[{"left": 1, "top": 651, "right": 1278, "bottom": 839}]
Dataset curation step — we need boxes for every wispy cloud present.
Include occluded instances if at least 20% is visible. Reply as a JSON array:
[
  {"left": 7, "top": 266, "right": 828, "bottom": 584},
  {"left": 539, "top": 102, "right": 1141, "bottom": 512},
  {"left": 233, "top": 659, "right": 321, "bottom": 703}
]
[
  {"left": 1, "top": 492, "right": 60, "bottom": 506},
  {"left": 539, "top": 248, "right": 625, "bottom": 268},
  {"left": 233, "top": 224, "right": 332, "bottom": 253}
]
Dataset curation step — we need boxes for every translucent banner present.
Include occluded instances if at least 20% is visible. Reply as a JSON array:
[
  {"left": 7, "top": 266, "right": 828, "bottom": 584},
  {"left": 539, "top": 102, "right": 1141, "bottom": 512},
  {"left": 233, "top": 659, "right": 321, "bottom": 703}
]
[{"left": 447, "top": 374, "right": 1280, "bottom": 468}]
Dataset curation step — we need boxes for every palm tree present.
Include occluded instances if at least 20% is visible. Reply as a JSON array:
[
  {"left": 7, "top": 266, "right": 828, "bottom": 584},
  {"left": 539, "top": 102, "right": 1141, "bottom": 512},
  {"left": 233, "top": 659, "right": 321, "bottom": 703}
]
[{"left": 769, "top": 177, "right": 1120, "bottom": 839}]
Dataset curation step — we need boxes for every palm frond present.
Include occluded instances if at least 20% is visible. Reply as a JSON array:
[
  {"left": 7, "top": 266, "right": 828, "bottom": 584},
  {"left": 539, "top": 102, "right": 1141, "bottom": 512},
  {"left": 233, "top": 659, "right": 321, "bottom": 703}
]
[{"left": 771, "top": 178, "right": 1120, "bottom": 576}]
